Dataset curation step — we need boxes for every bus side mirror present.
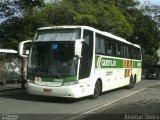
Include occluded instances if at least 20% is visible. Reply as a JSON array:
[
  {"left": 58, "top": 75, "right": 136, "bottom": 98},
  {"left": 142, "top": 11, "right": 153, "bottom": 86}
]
[
  {"left": 75, "top": 39, "right": 84, "bottom": 58},
  {"left": 18, "top": 40, "right": 32, "bottom": 58}
]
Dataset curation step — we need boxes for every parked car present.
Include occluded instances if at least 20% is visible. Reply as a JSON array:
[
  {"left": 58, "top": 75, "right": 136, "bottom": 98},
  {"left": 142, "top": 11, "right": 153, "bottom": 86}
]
[{"left": 145, "top": 68, "right": 160, "bottom": 79}]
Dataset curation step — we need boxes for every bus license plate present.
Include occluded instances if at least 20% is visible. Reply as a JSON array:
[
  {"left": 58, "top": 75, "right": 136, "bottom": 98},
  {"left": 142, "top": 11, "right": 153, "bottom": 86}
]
[{"left": 43, "top": 88, "right": 52, "bottom": 93}]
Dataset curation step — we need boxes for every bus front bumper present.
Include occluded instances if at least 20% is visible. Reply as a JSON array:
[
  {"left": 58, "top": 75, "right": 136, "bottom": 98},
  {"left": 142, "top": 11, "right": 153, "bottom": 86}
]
[{"left": 27, "top": 82, "right": 87, "bottom": 98}]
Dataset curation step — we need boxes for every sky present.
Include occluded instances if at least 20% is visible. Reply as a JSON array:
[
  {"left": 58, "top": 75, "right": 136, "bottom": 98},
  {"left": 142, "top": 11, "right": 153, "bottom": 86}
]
[{"left": 139, "top": 0, "right": 160, "bottom": 5}]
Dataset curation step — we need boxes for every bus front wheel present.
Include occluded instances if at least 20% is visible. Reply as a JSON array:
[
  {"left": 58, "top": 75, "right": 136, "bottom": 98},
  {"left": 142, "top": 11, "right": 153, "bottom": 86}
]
[{"left": 91, "top": 80, "right": 102, "bottom": 99}]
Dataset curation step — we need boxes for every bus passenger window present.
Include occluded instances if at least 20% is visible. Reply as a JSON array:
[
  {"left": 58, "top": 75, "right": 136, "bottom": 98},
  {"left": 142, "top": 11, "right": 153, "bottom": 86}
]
[
  {"left": 95, "top": 35, "right": 105, "bottom": 55},
  {"left": 107, "top": 42, "right": 112, "bottom": 55},
  {"left": 133, "top": 49, "right": 137, "bottom": 59},
  {"left": 95, "top": 37, "right": 101, "bottom": 54},
  {"left": 100, "top": 38, "right": 105, "bottom": 54},
  {"left": 128, "top": 46, "right": 132, "bottom": 59},
  {"left": 116, "top": 43, "right": 121, "bottom": 56},
  {"left": 124, "top": 45, "right": 129, "bottom": 58},
  {"left": 137, "top": 49, "right": 141, "bottom": 60},
  {"left": 112, "top": 42, "right": 116, "bottom": 56},
  {"left": 104, "top": 40, "right": 108, "bottom": 55},
  {"left": 96, "top": 37, "right": 102, "bottom": 54},
  {"left": 121, "top": 45, "right": 124, "bottom": 57}
]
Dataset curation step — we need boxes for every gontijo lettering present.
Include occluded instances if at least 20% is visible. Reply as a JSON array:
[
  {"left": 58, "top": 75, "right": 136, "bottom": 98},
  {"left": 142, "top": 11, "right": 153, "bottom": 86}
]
[
  {"left": 102, "top": 59, "right": 116, "bottom": 67},
  {"left": 96, "top": 56, "right": 117, "bottom": 68}
]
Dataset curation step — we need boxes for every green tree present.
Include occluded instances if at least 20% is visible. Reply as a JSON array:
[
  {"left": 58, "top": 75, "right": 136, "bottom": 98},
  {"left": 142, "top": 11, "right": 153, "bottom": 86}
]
[
  {"left": 138, "top": 3, "right": 160, "bottom": 67},
  {"left": 38, "top": 0, "right": 133, "bottom": 38},
  {"left": 0, "top": 0, "right": 160, "bottom": 68},
  {"left": 0, "top": 0, "right": 49, "bottom": 49}
]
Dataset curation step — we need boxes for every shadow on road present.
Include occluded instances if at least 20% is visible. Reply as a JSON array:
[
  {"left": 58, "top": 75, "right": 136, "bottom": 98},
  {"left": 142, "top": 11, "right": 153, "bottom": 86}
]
[
  {"left": 0, "top": 81, "right": 142, "bottom": 104},
  {"left": 1, "top": 92, "right": 88, "bottom": 104},
  {"left": 2, "top": 79, "right": 159, "bottom": 104},
  {"left": 1, "top": 86, "right": 129, "bottom": 104}
]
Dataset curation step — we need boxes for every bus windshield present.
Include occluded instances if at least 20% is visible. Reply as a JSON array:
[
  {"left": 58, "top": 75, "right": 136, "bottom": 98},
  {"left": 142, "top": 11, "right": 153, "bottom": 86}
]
[
  {"left": 34, "top": 28, "right": 81, "bottom": 42},
  {"left": 28, "top": 41, "right": 77, "bottom": 78}
]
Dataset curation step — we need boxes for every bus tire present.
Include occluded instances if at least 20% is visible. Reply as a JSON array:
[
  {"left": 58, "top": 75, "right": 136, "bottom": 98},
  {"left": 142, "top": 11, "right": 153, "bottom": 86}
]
[
  {"left": 128, "top": 75, "right": 135, "bottom": 89},
  {"left": 91, "top": 80, "right": 101, "bottom": 99},
  {"left": 134, "top": 74, "right": 137, "bottom": 83}
]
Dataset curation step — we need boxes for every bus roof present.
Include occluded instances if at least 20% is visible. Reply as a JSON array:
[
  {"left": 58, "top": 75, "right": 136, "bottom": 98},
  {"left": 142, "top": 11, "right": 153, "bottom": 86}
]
[
  {"left": 37, "top": 25, "right": 140, "bottom": 48},
  {"left": 0, "top": 49, "right": 17, "bottom": 53}
]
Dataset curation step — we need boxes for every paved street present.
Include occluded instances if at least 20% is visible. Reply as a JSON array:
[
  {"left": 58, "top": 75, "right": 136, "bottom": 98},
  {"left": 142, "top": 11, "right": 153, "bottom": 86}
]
[{"left": 0, "top": 79, "right": 160, "bottom": 120}]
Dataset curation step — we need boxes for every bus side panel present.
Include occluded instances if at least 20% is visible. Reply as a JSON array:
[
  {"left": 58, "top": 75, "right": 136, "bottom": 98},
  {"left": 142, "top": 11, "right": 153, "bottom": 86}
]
[
  {"left": 132, "top": 60, "right": 142, "bottom": 83},
  {"left": 93, "top": 68, "right": 130, "bottom": 93}
]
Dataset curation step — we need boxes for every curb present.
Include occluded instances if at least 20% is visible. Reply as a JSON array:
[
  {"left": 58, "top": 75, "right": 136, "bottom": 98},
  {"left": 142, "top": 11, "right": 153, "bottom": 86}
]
[{"left": 0, "top": 89, "right": 27, "bottom": 96}]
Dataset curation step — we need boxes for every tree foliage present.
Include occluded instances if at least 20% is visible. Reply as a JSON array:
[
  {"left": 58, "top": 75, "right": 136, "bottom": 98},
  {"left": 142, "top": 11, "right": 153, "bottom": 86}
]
[
  {"left": 139, "top": 2, "right": 160, "bottom": 67},
  {"left": 39, "top": 0, "right": 134, "bottom": 38},
  {"left": 0, "top": 0, "right": 160, "bottom": 67}
]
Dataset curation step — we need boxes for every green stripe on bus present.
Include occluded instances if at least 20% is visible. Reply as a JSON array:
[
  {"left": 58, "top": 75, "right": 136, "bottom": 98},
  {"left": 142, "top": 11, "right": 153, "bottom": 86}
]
[
  {"left": 95, "top": 56, "right": 141, "bottom": 68},
  {"left": 133, "top": 61, "right": 142, "bottom": 68},
  {"left": 27, "top": 75, "right": 76, "bottom": 82}
]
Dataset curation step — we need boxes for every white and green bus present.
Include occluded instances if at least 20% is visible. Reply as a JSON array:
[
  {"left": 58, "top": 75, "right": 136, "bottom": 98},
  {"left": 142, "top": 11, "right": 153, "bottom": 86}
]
[{"left": 19, "top": 26, "right": 142, "bottom": 98}]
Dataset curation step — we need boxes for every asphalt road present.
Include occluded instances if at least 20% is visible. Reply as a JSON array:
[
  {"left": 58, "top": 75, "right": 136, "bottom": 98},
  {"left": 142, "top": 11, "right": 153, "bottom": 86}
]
[{"left": 0, "top": 79, "right": 160, "bottom": 120}]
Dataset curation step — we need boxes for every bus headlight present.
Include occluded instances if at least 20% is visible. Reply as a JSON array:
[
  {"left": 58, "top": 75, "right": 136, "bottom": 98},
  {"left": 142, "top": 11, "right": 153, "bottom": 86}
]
[
  {"left": 63, "top": 81, "right": 78, "bottom": 86},
  {"left": 27, "top": 79, "right": 34, "bottom": 83}
]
